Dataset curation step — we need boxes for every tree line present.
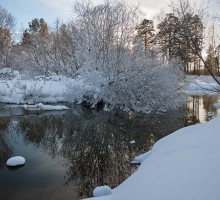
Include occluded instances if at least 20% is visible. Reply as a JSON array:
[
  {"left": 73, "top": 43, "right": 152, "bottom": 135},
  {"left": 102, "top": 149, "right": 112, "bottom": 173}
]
[{"left": 0, "top": 1, "right": 219, "bottom": 77}]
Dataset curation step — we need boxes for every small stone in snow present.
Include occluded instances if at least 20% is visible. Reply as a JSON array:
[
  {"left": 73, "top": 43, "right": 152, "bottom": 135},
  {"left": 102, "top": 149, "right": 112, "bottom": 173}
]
[
  {"left": 93, "top": 186, "right": 112, "bottom": 197},
  {"left": 6, "top": 156, "right": 25, "bottom": 167}
]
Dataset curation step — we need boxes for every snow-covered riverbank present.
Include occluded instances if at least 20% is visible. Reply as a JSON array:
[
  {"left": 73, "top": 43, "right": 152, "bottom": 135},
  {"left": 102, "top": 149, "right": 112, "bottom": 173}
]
[
  {"left": 87, "top": 115, "right": 220, "bottom": 200},
  {"left": 183, "top": 75, "right": 220, "bottom": 95},
  {"left": 1, "top": 73, "right": 219, "bottom": 105}
]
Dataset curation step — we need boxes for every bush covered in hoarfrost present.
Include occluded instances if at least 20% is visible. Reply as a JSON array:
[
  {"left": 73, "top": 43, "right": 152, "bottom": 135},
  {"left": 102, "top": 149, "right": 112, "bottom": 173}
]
[
  {"left": 65, "top": 1, "right": 185, "bottom": 113},
  {"left": 66, "top": 60, "right": 184, "bottom": 113}
]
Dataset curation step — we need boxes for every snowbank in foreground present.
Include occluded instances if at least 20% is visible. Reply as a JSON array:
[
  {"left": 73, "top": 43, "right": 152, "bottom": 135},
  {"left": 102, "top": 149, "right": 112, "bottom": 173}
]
[
  {"left": 86, "top": 116, "right": 220, "bottom": 200},
  {"left": 183, "top": 75, "right": 220, "bottom": 95}
]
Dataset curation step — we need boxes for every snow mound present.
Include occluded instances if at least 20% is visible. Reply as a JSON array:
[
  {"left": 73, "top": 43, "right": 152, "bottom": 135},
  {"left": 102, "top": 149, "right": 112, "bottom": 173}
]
[
  {"left": 6, "top": 156, "right": 25, "bottom": 167},
  {"left": 93, "top": 186, "right": 112, "bottom": 197},
  {"left": 0, "top": 68, "right": 11, "bottom": 75},
  {"left": 23, "top": 103, "right": 69, "bottom": 112},
  {"left": 133, "top": 151, "right": 152, "bottom": 164},
  {"left": 130, "top": 140, "right": 135, "bottom": 144}
]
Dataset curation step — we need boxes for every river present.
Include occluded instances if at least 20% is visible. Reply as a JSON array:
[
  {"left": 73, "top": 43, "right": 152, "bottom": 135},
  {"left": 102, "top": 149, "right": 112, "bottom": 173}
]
[{"left": 0, "top": 95, "right": 219, "bottom": 199}]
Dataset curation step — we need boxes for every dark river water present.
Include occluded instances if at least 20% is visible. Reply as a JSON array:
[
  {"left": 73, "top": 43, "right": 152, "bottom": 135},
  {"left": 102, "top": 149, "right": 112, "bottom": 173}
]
[{"left": 0, "top": 95, "right": 219, "bottom": 200}]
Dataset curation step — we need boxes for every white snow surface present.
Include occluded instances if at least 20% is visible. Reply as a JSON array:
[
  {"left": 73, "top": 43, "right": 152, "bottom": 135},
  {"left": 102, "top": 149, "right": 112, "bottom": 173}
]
[
  {"left": 0, "top": 68, "right": 11, "bottom": 75},
  {"left": 23, "top": 103, "right": 69, "bottom": 111},
  {"left": 183, "top": 75, "right": 220, "bottom": 95},
  {"left": 213, "top": 103, "right": 220, "bottom": 109},
  {"left": 86, "top": 116, "right": 220, "bottom": 200},
  {"left": 129, "top": 140, "right": 135, "bottom": 144},
  {"left": 93, "top": 186, "right": 112, "bottom": 197},
  {"left": 6, "top": 156, "right": 25, "bottom": 167},
  {"left": 0, "top": 74, "right": 100, "bottom": 104}
]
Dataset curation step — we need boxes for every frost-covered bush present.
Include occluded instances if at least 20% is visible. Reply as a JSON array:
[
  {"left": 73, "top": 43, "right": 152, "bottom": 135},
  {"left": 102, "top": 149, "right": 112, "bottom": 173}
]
[
  {"left": 0, "top": 68, "right": 20, "bottom": 80},
  {"left": 66, "top": 56, "right": 184, "bottom": 113},
  {"left": 66, "top": 1, "right": 185, "bottom": 113}
]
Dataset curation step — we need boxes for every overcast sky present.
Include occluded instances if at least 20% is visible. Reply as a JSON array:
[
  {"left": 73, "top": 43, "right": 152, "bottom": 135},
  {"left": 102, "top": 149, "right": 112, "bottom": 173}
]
[{"left": 0, "top": 0, "right": 219, "bottom": 31}]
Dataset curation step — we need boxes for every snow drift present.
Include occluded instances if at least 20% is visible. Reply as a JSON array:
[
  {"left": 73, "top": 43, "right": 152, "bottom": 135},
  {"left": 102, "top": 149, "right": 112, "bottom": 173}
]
[{"left": 86, "top": 115, "right": 220, "bottom": 200}]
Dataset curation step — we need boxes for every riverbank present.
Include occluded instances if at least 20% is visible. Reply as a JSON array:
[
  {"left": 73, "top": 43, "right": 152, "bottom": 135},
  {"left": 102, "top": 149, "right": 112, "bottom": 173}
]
[
  {"left": 87, "top": 115, "right": 220, "bottom": 200},
  {"left": 1, "top": 73, "right": 219, "bottom": 105},
  {"left": 183, "top": 75, "right": 220, "bottom": 95}
]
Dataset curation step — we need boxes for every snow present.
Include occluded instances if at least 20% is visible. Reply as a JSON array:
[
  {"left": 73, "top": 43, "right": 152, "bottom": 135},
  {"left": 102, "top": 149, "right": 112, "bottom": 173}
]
[
  {"left": 132, "top": 151, "right": 152, "bottom": 164},
  {"left": 93, "top": 186, "right": 112, "bottom": 197},
  {"left": 0, "top": 68, "right": 11, "bottom": 75},
  {"left": 183, "top": 75, "right": 220, "bottom": 95},
  {"left": 213, "top": 103, "right": 220, "bottom": 109},
  {"left": 0, "top": 78, "right": 68, "bottom": 104},
  {"left": 130, "top": 140, "right": 135, "bottom": 144},
  {"left": 86, "top": 115, "right": 220, "bottom": 200},
  {"left": 23, "top": 103, "right": 69, "bottom": 112},
  {"left": 207, "top": 111, "right": 212, "bottom": 117},
  {"left": 6, "top": 156, "right": 25, "bottom": 167}
]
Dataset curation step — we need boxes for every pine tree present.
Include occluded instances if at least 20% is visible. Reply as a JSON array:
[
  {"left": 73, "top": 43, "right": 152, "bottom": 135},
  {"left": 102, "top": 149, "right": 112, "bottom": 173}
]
[
  {"left": 157, "top": 13, "right": 181, "bottom": 62},
  {"left": 136, "top": 19, "right": 155, "bottom": 51},
  {"left": 21, "top": 18, "right": 49, "bottom": 45}
]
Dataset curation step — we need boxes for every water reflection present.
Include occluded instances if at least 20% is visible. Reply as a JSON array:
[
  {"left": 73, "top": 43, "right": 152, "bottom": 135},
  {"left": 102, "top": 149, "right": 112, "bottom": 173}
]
[
  {"left": 0, "top": 95, "right": 219, "bottom": 199},
  {"left": 186, "top": 95, "right": 219, "bottom": 124},
  {"left": 0, "top": 118, "right": 12, "bottom": 168}
]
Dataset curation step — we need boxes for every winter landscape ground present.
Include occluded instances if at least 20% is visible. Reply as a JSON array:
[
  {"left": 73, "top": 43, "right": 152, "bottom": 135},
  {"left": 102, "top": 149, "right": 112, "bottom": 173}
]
[
  {"left": 1, "top": 69, "right": 220, "bottom": 200},
  {"left": 0, "top": 68, "right": 219, "bottom": 105},
  {"left": 1, "top": 0, "right": 220, "bottom": 199}
]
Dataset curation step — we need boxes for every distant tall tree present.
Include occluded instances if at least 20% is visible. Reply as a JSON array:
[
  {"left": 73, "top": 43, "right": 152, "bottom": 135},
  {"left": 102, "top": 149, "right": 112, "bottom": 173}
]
[
  {"left": 215, "top": 45, "right": 220, "bottom": 75},
  {"left": 205, "top": 45, "right": 216, "bottom": 74},
  {"left": 156, "top": 10, "right": 203, "bottom": 74},
  {"left": 136, "top": 19, "right": 155, "bottom": 51},
  {"left": 22, "top": 18, "right": 49, "bottom": 45},
  {"left": 0, "top": 5, "right": 15, "bottom": 67},
  {"left": 180, "top": 13, "right": 203, "bottom": 74},
  {"left": 157, "top": 13, "right": 181, "bottom": 62},
  {"left": 205, "top": 45, "right": 220, "bottom": 75},
  {"left": 170, "top": 0, "right": 220, "bottom": 85}
]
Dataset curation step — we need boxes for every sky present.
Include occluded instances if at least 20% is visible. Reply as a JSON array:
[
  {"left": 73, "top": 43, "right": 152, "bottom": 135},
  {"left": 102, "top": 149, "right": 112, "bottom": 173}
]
[
  {"left": 0, "top": 0, "right": 171, "bottom": 30},
  {"left": 0, "top": 0, "right": 219, "bottom": 33}
]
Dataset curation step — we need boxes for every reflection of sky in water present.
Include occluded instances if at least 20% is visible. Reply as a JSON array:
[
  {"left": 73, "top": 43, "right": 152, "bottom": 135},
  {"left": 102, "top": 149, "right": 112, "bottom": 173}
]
[{"left": 0, "top": 130, "right": 75, "bottom": 200}]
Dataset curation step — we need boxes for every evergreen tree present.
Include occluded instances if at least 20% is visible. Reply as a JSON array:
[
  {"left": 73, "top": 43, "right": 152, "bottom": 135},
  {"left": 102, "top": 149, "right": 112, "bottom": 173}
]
[
  {"left": 21, "top": 18, "right": 49, "bottom": 45},
  {"left": 156, "top": 12, "right": 203, "bottom": 74},
  {"left": 205, "top": 45, "right": 219, "bottom": 75},
  {"left": 136, "top": 19, "right": 155, "bottom": 51},
  {"left": 157, "top": 13, "right": 181, "bottom": 62}
]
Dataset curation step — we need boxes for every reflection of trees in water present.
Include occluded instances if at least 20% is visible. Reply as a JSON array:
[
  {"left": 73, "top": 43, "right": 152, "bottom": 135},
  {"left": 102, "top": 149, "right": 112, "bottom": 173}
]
[
  {"left": 61, "top": 108, "right": 185, "bottom": 198},
  {"left": 186, "top": 95, "right": 219, "bottom": 124},
  {"left": 202, "top": 95, "right": 218, "bottom": 113},
  {"left": 0, "top": 118, "right": 12, "bottom": 168},
  {"left": 0, "top": 105, "right": 186, "bottom": 198},
  {"left": 62, "top": 111, "right": 138, "bottom": 197},
  {"left": 18, "top": 115, "right": 65, "bottom": 158},
  {"left": 185, "top": 96, "right": 200, "bottom": 125}
]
